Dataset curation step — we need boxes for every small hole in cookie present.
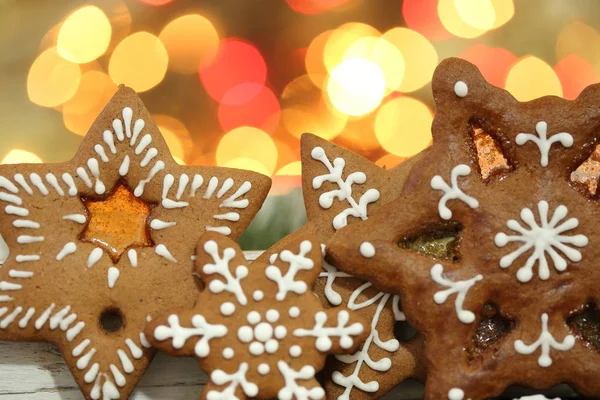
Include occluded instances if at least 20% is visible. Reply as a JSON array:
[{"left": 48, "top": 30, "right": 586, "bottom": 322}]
[
  {"left": 467, "top": 302, "right": 515, "bottom": 363},
  {"left": 398, "top": 221, "right": 462, "bottom": 262},
  {"left": 468, "top": 118, "right": 512, "bottom": 181},
  {"left": 394, "top": 320, "right": 417, "bottom": 342},
  {"left": 567, "top": 302, "right": 600, "bottom": 351},
  {"left": 100, "top": 308, "right": 124, "bottom": 333},
  {"left": 571, "top": 143, "right": 600, "bottom": 196}
]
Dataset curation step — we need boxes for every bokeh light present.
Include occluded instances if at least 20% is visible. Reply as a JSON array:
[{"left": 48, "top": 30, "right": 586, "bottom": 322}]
[
  {"left": 63, "top": 70, "right": 118, "bottom": 135},
  {"left": 109, "top": 32, "right": 168, "bottom": 92},
  {"left": 285, "top": 0, "right": 350, "bottom": 14},
  {"left": 276, "top": 161, "right": 302, "bottom": 176},
  {"left": 139, "top": 0, "right": 175, "bottom": 5},
  {"left": 2, "top": 150, "right": 43, "bottom": 164},
  {"left": 554, "top": 55, "right": 600, "bottom": 100},
  {"left": 438, "top": 0, "right": 488, "bottom": 38},
  {"left": 556, "top": 21, "right": 600, "bottom": 74},
  {"left": 327, "top": 59, "right": 386, "bottom": 117},
  {"left": 159, "top": 14, "right": 219, "bottom": 74},
  {"left": 455, "top": 0, "right": 496, "bottom": 31},
  {"left": 376, "top": 154, "right": 405, "bottom": 169},
  {"left": 153, "top": 114, "right": 192, "bottom": 161},
  {"left": 402, "top": 0, "right": 450, "bottom": 40},
  {"left": 57, "top": 6, "right": 112, "bottom": 63},
  {"left": 305, "top": 30, "right": 332, "bottom": 88},
  {"left": 505, "top": 56, "right": 562, "bottom": 101},
  {"left": 375, "top": 97, "right": 433, "bottom": 157},
  {"left": 490, "top": 0, "right": 515, "bottom": 28},
  {"left": 27, "top": 47, "right": 81, "bottom": 107},
  {"left": 460, "top": 45, "right": 517, "bottom": 87},
  {"left": 200, "top": 38, "right": 267, "bottom": 103},
  {"left": 381, "top": 27, "right": 438, "bottom": 92},
  {"left": 323, "top": 22, "right": 380, "bottom": 74},
  {"left": 217, "top": 127, "right": 278, "bottom": 175},
  {"left": 218, "top": 84, "right": 281, "bottom": 133}
]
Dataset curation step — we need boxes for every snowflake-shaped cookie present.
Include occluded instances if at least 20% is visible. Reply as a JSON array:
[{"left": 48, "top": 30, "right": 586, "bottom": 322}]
[
  {"left": 0, "top": 87, "right": 271, "bottom": 399},
  {"left": 255, "top": 133, "right": 426, "bottom": 400},
  {"left": 147, "top": 232, "right": 369, "bottom": 399},
  {"left": 328, "top": 59, "right": 600, "bottom": 399}
]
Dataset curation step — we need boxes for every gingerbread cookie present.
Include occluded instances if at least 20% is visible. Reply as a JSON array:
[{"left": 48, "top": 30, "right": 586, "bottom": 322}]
[
  {"left": 0, "top": 86, "right": 271, "bottom": 399},
  {"left": 255, "top": 133, "right": 426, "bottom": 399},
  {"left": 146, "top": 231, "right": 369, "bottom": 399},
  {"left": 328, "top": 58, "right": 600, "bottom": 399}
]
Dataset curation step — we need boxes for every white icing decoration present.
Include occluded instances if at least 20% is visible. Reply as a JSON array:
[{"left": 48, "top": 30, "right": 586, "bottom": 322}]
[
  {"left": 294, "top": 310, "right": 364, "bottom": 351},
  {"left": 0, "top": 281, "right": 22, "bottom": 290},
  {"left": 87, "top": 247, "right": 104, "bottom": 268},
  {"left": 8, "top": 270, "right": 34, "bottom": 278},
  {"left": 84, "top": 363, "right": 100, "bottom": 383},
  {"left": 176, "top": 174, "right": 189, "bottom": 200},
  {"left": 258, "top": 363, "right": 270, "bottom": 375},
  {"left": 190, "top": 174, "right": 203, "bottom": 196},
  {"left": 140, "top": 148, "right": 158, "bottom": 167},
  {"left": 514, "top": 396, "right": 558, "bottom": 400},
  {"left": 277, "top": 361, "right": 325, "bottom": 400},
  {"left": 289, "top": 307, "right": 300, "bottom": 318},
  {"left": 430, "top": 264, "right": 483, "bottom": 324},
  {"left": 119, "top": 155, "right": 130, "bottom": 176},
  {"left": 0, "top": 176, "right": 18, "bottom": 193},
  {"left": 63, "top": 214, "right": 87, "bottom": 224},
  {"left": 202, "top": 240, "right": 248, "bottom": 305},
  {"left": 87, "top": 158, "right": 105, "bottom": 195},
  {"left": 359, "top": 242, "right": 375, "bottom": 258},
  {"left": 110, "top": 365, "right": 126, "bottom": 387},
  {"left": 514, "top": 313, "right": 575, "bottom": 367},
  {"left": 103, "top": 130, "right": 117, "bottom": 154},
  {"left": 117, "top": 349, "right": 133, "bottom": 373},
  {"left": 290, "top": 345, "right": 302, "bottom": 358},
  {"left": 61, "top": 173, "right": 78, "bottom": 196},
  {"left": 16, "top": 255, "right": 40, "bottom": 263},
  {"left": 94, "top": 145, "right": 109, "bottom": 163},
  {"left": 6, "top": 205, "right": 29, "bottom": 217},
  {"left": 213, "top": 212, "right": 240, "bottom": 221},
  {"left": 14, "top": 174, "right": 33, "bottom": 194},
  {"left": 453, "top": 81, "right": 468, "bottom": 97},
  {"left": 205, "top": 226, "right": 232, "bottom": 235},
  {"left": 35, "top": 303, "right": 55, "bottom": 329},
  {"left": 17, "top": 235, "right": 44, "bottom": 244},
  {"left": 45, "top": 173, "right": 65, "bottom": 196},
  {"left": 18, "top": 307, "right": 36, "bottom": 328},
  {"left": 220, "top": 181, "right": 252, "bottom": 209},
  {"left": 266, "top": 240, "right": 313, "bottom": 301},
  {"left": 13, "top": 220, "right": 40, "bottom": 229},
  {"left": 516, "top": 121, "right": 573, "bottom": 167},
  {"left": 220, "top": 302, "right": 235, "bottom": 316},
  {"left": 128, "top": 249, "right": 138, "bottom": 267},
  {"left": 252, "top": 290, "right": 264, "bottom": 301},
  {"left": 134, "top": 161, "right": 165, "bottom": 197},
  {"left": 431, "top": 164, "right": 479, "bottom": 220},
  {"left": 107, "top": 267, "right": 120, "bottom": 289},
  {"left": 134, "top": 134, "right": 152, "bottom": 155},
  {"left": 155, "top": 244, "right": 177, "bottom": 263},
  {"left": 311, "top": 146, "right": 380, "bottom": 230},
  {"left": 217, "top": 178, "right": 234, "bottom": 198},
  {"left": 0, "top": 191, "right": 22, "bottom": 205},
  {"left": 207, "top": 362, "right": 258, "bottom": 399},
  {"left": 222, "top": 347, "right": 234, "bottom": 359},
  {"left": 204, "top": 177, "right": 218, "bottom": 198},
  {"left": 495, "top": 201, "right": 588, "bottom": 282},
  {"left": 0, "top": 306, "right": 23, "bottom": 328},
  {"left": 125, "top": 338, "right": 143, "bottom": 359},
  {"left": 154, "top": 314, "right": 227, "bottom": 357},
  {"left": 30, "top": 173, "right": 49, "bottom": 195},
  {"left": 448, "top": 388, "right": 466, "bottom": 400}
]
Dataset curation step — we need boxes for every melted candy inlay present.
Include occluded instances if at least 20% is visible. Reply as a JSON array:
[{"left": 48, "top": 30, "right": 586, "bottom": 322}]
[
  {"left": 81, "top": 184, "right": 153, "bottom": 262},
  {"left": 567, "top": 303, "right": 600, "bottom": 351},
  {"left": 470, "top": 124, "right": 510, "bottom": 181},
  {"left": 467, "top": 303, "right": 515, "bottom": 363}
]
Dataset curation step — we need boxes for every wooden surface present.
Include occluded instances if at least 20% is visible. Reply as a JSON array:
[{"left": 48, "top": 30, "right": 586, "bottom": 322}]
[{"left": 0, "top": 251, "right": 579, "bottom": 399}]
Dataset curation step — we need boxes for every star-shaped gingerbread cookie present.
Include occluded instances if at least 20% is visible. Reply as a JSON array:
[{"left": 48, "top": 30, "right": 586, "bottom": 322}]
[
  {"left": 146, "top": 231, "right": 370, "bottom": 399},
  {"left": 255, "top": 133, "right": 426, "bottom": 399},
  {"left": 328, "top": 58, "right": 600, "bottom": 399},
  {"left": 0, "top": 86, "right": 270, "bottom": 399}
]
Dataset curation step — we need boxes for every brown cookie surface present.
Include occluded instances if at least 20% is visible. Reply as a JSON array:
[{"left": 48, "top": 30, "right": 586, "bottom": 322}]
[
  {"left": 255, "top": 133, "right": 426, "bottom": 400},
  {"left": 0, "top": 86, "right": 271, "bottom": 399},
  {"left": 146, "top": 231, "right": 370, "bottom": 399},
  {"left": 328, "top": 58, "right": 600, "bottom": 399}
]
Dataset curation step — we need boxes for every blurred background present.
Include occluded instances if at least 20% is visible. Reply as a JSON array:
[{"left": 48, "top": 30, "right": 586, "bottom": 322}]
[{"left": 1, "top": 0, "right": 599, "bottom": 249}]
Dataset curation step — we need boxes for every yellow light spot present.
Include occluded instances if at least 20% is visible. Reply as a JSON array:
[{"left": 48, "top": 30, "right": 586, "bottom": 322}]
[
  {"left": 491, "top": 0, "right": 514, "bottom": 28},
  {"left": 327, "top": 59, "right": 386, "bottom": 117},
  {"left": 505, "top": 56, "right": 562, "bottom": 101},
  {"left": 153, "top": 115, "right": 191, "bottom": 162},
  {"left": 305, "top": 30, "right": 332, "bottom": 88},
  {"left": 438, "top": 0, "right": 487, "bottom": 38},
  {"left": 376, "top": 153, "right": 405, "bottom": 169},
  {"left": 159, "top": 14, "right": 219, "bottom": 74},
  {"left": 381, "top": 28, "right": 438, "bottom": 92},
  {"left": 556, "top": 21, "right": 600, "bottom": 72},
  {"left": 324, "top": 22, "right": 381, "bottom": 74},
  {"left": 57, "top": 6, "right": 112, "bottom": 63},
  {"left": 63, "top": 71, "right": 118, "bottom": 136},
  {"left": 375, "top": 97, "right": 433, "bottom": 157},
  {"left": 2, "top": 150, "right": 42, "bottom": 164},
  {"left": 455, "top": 0, "right": 496, "bottom": 30},
  {"left": 173, "top": 156, "right": 185, "bottom": 165},
  {"left": 27, "top": 47, "right": 81, "bottom": 108},
  {"left": 217, "top": 127, "right": 278, "bottom": 175},
  {"left": 281, "top": 75, "right": 347, "bottom": 140},
  {"left": 223, "top": 157, "right": 271, "bottom": 176},
  {"left": 276, "top": 161, "right": 302, "bottom": 176},
  {"left": 109, "top": 32, "right": 168, "bottom": 92}
]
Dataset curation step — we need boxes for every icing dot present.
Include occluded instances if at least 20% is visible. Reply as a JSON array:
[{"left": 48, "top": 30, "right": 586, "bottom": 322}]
[
  {"left": 266, "top": 309, "right": 279, "bottom": 323},
  {"left": 316, "top": 336, "right": 332, "bottom": 351},
  {"left": 448, "top": 388, "right": 465, "bottom": 400},
  {"left": 219, "top": 302, "right": 235, "bottom": 316},
  {"left": 454, "top": 81, "right": 468, "bottom": 97},
  {"left": 254, "top": 322, "right": 274, "bottom": 342},
  {"left": 247, "top": 311, "right": 261, "bottom": 325},
  {"left": 238, "top": 326, "right": 253, "bottom": 343},
  {"left": 289, "top": 345, "right": 302, "bottom": 358},
  {"left": 258, "top": 363, "right": 270, "bottom": 375},
  {"left": 253, "top": 290, "right": 264, "bottom": 301},
  {"left": 265, "top": 339, "right": 279, "bottom": 354},
  {"left": 249, "top": 341, "right": 265, "bottom": 356},
  {"left": 288, "top": 307, "right": 300, "bottom": 318},
  {"left": 222, "top": 348, "right": 234, "bottom": 359},
  {"left": 359, "top": 242, "right": 375, "bottom": 258},
  {"left": 274, "top": 325, "right": 287, "bottom": 339}
]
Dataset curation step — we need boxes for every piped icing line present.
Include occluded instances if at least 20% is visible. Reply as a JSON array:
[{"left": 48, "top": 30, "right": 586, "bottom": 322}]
[
  {"left": 13, "top": 219, "right": 40, "bottom": 229},
  {"left": 87, "top": 248, "right": 104, "bottom": 268},
  {"left": 134, "top": 161, "right": 165, "bottom": 197},
  {"left": 190, "top": 174, "right": 203, "bottom": 196},
  {"left": 128, "top": 249, "right": 138, "bottom": 267},
  {"left": 13, "top": 174, "right": 33, "bottom": 195},
  {"left": 514, "top": 313, "right": 575, "bottom": 367},
  {"left": 155, "top": 244, "right": 177, "bottom": 263},
  {"left": 57, "top": 242, "right": 77, "bottom": 261},
  {"left": 277, "top": 361, "right": 324, "bottom": 400},
  {"left": 430, "top": 264, "right": 482, "bottom": 324},
  {"left": 431, "top": 164, "right": 479, "bottom": 220},
  {"left": 202, "top": 240, "right": 249, "bottom": 305},
  {"left": 61, "top": 173, "right": 78, "bottom": 196},
  {"left": 0, "top": 176, "right": 18, "bottom": 193},
  {"left": 150, "top": 219, "right": 176, "bottom": 230},
  {"left": 515, "top": 121, "right": 573, "bottom": 167},
  {"left": 30, "top": 173, "right": 49, "bottom": 195},
  {"left": 205, "top": 226, "right": 232, "bottom": 235},
  {"left": 161, "top": 174, "right": 189, "bottom": 209},
  {"left": 153, "top": 314, "right": 228, "bottom": 357},
  {"left": 294, "top": 309, "right": 364, "bottom": 351},
  {"left": 63, "top": 214, "right": 87, "bottom": 224},
  {"left": 207, "top": 362, "right": 258, "bottom": 399},
  {"left": 266, "top": 240, "right": 314, "bottom": 301},
  {"left": 311, "top": 146, "right": 380, "bottom": 230}
]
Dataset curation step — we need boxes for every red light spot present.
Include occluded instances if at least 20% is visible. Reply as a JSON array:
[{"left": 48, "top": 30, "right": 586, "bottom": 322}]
[
  {"left": 138, "top": 0, "right": 175, "bottom": 5},
  {"left": 555, "top": 55, "right": 600, "bottom": 100},
  {"left": 286, "top": 0, "right": 350, "bottom": 14},
  {"left": 199, "top": 38, "right": 267, "bottom": 102},
  {"left": 402, "top": 0, "right": 450, "bottom": 41},
  {"left": 218, "top": 83, "right": 281, "bottom": 133},
  {"left": 460, "top": 45, "right": 518, "bottom": 87}
]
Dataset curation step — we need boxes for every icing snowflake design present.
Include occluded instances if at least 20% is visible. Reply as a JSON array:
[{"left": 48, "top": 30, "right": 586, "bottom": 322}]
[
  {"left": 430, "top": 264, "right": 482, "bottom": 324},
  {"left": 494, "top": 201, "right": 588, "bottom": 282},
  {"left": 514, "top": 313, "right": 575, "bottom": 367},
  {"left": 431, "top": 164, "right": 479, "bottom": 220},
  {"left": 311, "top": 146, "right": 380, "bottom": 230},
  {"left": 515, "top": 121, "right": 573, "bottom": 167},
  {"left": 0, "top": 89, "right": 269, "bottom": 400},
  {"left": 149, "top": 234, "right": 368, "bottom": 400}
]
